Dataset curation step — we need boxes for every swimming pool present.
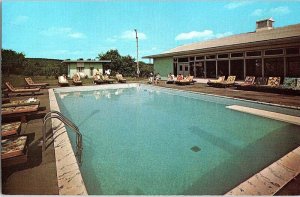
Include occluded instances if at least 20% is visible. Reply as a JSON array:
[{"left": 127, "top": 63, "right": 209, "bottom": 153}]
[{"left": 54, "top": 84, "right": 300, "bottom": 195}]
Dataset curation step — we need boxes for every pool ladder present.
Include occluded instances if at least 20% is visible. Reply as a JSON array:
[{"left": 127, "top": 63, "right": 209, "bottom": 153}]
[{"left": 43, "top": 110, "right": 83, "bottom": 166}]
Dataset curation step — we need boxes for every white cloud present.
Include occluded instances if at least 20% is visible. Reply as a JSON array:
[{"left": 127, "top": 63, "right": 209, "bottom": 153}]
[
  {"left": 12, "top": 15, "right": 29, "bottom": 25},
  {"left": 251, "top": 6, "right": 290, "bottom": 17},
  {"left": 225, "top": 1, "right": 251, "bottom": 9},
  {"left": 215, "top": 32, "right": 233, "bottom": 38},
  {"left": 106, "top": 30, "right": 147, "bottom": 43},
  {"left": 175, "top": 30, "right": 232, "bottom": 41},
  {"left": 120, "top": 30, "right": 147, "bottom": 40},
  {"left": 270, "top": 6, "right": 290, "bottom": 15},
  {"left": 175, "top": 30, "right": 213, "bottom": 41},
  {"left": 251, "top": 9, "right": 264, "bottom": 16},
  {"left": 68, "top": 32, "right": 86, "bottom": 39},
  {"left": 40, "top": 27, "right": 86, "bottom": 39}
]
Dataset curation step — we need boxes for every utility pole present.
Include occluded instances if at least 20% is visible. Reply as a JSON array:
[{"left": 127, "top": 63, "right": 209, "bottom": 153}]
[{"left": 134, "top": 29, "right": 140, "bottom": 77}]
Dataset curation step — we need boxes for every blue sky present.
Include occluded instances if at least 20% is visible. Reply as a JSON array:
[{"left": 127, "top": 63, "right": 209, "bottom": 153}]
[{"left": 3, "top": 1, "right": 300, "bottom": 61}]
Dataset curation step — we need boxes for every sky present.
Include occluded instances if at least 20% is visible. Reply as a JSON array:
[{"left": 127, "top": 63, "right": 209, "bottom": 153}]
[{"left": 3, "top": 1, "right": 300, "bottom": 61}]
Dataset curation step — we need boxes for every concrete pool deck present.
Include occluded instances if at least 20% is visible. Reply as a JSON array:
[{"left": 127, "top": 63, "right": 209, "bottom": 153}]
[{"left": 2, "top": 81, "right": 300, "bottom": 195}]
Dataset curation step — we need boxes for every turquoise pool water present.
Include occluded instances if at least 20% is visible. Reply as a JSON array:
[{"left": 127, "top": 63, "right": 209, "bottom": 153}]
[{"left": 55, "top": 85, "right": 300, "bottom": 195}]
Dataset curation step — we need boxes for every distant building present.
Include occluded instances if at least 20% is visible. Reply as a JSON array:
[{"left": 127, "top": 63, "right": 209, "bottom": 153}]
[
  {"left": 62, "top": 59, "right": 111, "bottom": 78},
  {"left": 144, "top": 18, "right": 300, "bottom": 80}
]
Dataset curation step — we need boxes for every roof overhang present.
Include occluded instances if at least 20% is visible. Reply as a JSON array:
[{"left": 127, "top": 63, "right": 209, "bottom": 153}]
[{"left": 143, "top": 36, "right": 300, "bottom": 59}]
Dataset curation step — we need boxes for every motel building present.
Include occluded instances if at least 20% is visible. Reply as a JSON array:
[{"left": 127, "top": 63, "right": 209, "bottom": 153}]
[
  {"left": 144, "top": 18, "right": 300, "bottom": 81},
  {"left": 62, "top": 59, "right": 111, "bottom": 78}
]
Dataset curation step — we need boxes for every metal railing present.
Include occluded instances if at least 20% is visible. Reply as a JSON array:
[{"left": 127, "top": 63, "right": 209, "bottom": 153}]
[{"left": 43, "top": 110, "right": 83, "bottom": 166}]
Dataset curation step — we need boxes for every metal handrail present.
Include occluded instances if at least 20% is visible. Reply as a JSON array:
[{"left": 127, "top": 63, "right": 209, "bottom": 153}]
[{"left": 43, "top": 110, "right": 83, "bottom": 166}]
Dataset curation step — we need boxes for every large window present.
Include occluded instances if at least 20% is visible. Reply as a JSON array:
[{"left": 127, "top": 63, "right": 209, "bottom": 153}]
[
  {"left": 195, "top": 62, "right": 204, "bottom": 78},
  {"left": 206, "top": 61, "right": 216, "bottom": 78},
  {"left": 77, "top": 67, "right": 84, "bottom": 72},
  {"left": 264, "top": 58, "right": 284, "bottom": 78},
  {"left": 189, "top": 62, "right": 195, "bottom": 76},
  {"left": 217, "top": 60, "right": 229, "bottom": 77},
  {"left": 286, "top": 57, "right": 300, "bottom": 77},
  {"left": 246, "top": 59, "right": 262, "bottom": 77},
  {"left": 178, "top": 57, "right": 189, "bottom": 62},
  {"left": 246, "top": 51, "right": 261, "bottom": 57},
  {"left": 230, "top": 60, "right": 244, "bottom": 80}
]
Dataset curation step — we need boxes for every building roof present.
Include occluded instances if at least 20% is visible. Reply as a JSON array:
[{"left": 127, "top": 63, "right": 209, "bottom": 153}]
[
  {"left": 62, "top": 59, "right": 111, "bottom": 63},
  {"left": 144, "top": 23, "right": 300, "bottom": 58}
]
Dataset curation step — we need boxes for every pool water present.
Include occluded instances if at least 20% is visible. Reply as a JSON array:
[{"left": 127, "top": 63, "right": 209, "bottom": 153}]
[{"left": 55, "top": 85, "right": 300, "bottom": 195}]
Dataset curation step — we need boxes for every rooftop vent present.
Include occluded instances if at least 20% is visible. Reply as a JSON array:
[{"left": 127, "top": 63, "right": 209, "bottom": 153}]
[{"left": 256, "top": 18, "right": 274, "bottom": 32}]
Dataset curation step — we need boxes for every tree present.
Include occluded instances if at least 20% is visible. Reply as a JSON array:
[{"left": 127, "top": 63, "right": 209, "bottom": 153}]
[
  {"left": 98, "top": 49, "right": 123, "bottom": 74},
  {"left": 97, "top": 49, "right": 153, "bottom": 77},
  {"left": 1, "top": 49, "right": 26, "bottom": 75}
]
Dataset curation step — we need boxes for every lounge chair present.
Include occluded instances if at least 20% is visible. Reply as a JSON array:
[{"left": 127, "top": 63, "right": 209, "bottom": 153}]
[
  {"left": 102, "top": 74, "right": 114, "bottom": 84},
  {"left": 176, "top": 76, "right": 196, "bottom": 85},
  {"left": 2, "top": 104, "right": 39, "bottom": 123},
  {"left": 1, "top": 122, "right": 22, "bottom": 137},
  {"left": 2, "top": 98, "right": 40, "bottom": 108},
  {"left": 116, "top": 74, "right": 127, "bottom": 83},
  {"left": 207, "top": 76, "right": 225, "bottom": 86},
  {"left": 277, "top": 77, "right": 300, "bottom": 95},
  {"left": 24, "top": 77, "right": 49, "bottom": 88},
  {"left": 2, "top": 136, "right": 28, "bottom": 167},
  {"left": 93, "top": 75, "right": 106, "bottom": 84},
  {"left": 5, "top": 82, "right": 41, "bottom": 96},
  {"left": 235, "top": 76, "right": 255, "bottom": 89},
  {"left": 72, "top": 73, "right": 83, "bottom": 86},
  {"left": 255, "top": 77, "right": 268, "bottom": 86},
  {"left": 214, "top": 76, "right": 236, "bottom": 88},
  {"left": 256, "top": 77, "right": 281, "bottom": 91},
  {"left": 58, "top": 76, "right": 70, "bottom": 87}
]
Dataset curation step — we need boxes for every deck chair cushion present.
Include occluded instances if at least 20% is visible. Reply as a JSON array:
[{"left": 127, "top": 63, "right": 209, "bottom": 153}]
[
  {"left": 1, "top": 122, "right": 22, "bottom": 137},
  {"left": 2, "top": 136, "right": 27, "bottom": 160},
  {"left": 255, "top": 77, "right": 268, "bottom": 85},
  {"left": 282, "top": 77, "right": 297, "bottom": 88},
  {"left": 226, "top": 76, "right": 236, "bottom": 83},
  {"left": 267, "top": 77, "right": 281, "bottom": 87},
  {"left": 244, "top": 76, "right": 255, "bottom": 84},
  {"left": 296, "top": 78, "right": 300, "bottom": 88}
]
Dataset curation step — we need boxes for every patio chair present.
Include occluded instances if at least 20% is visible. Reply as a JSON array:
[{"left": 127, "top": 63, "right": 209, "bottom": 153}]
[
  {"left": 235, "top": 76, "right": 255, "bottom": 89},
  {"left": 1, "top": 122, "right": 22, "bottom": 137},
  {"left": 102, "top": 74, "right": 114, "bottom": 84},
  {"left": 277, "top": 77, "right": 299, "bottom": 95},
  {"left": 93, "top": 74, "right": 106, "bottom": 84},
  {"left": 207, "top": 76, "right": 225, "bottom": 86},
  {"left": 255, "top": 77, "right": 268, "bottom": 86},
  {"left": 215, "top": 76, "right": 236, "bottom": 88},
  {"left": 58, "top": 76, "right": 70, "bottom": 87},
  {"left": 2, "top": 104, "right": 39, "bottom": 123},
  {"left": 24, "top": 77, "right": 49, "bottom": 88},
  {"left": 5, "top": 82, "right": 41, "bottom": 96},
  {"left": 254, "top": 77, "right": 281, "bottom": 93},
  {"left": 2, "top": 98, "right": 40, "bottom": 108},
  {"left": 176, "top": 75, "right": 195, "bottom": 85},
  {"left": 1, "top": 135, "right": 28, "bottom": 167},
  {"left": 72, "top": 73, "right": 83, "bottom": 86},
  {"left": 116, "top": 73, "right": 127, "bottom": 83}
]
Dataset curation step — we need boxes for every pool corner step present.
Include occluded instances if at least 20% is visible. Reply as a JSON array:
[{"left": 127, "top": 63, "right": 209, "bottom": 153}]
[
  {"left": 225, "top": 146, "right": 300, "bottom": 195},
  {"left": 226, "top": 105, "right": 300, "bottom": 126}
]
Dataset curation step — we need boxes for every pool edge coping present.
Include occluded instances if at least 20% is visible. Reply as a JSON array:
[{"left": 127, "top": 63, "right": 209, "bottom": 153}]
[{"left": 49, "top": 88, "right": 88, "bottom": 195}]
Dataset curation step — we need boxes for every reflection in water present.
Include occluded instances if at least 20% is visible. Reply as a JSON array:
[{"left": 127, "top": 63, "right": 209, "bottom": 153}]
[
  {"left": 59, "top": 93, "right": 69, "bottom": 99},
  {"left": 114, "top": 89, "right": 124, "bottom": 96},
  {"left": 74, "top": 92, "right": 81, "bottom": 97},
  {"left": 93, "top": 91, "right": 101, "bottom": 100}
]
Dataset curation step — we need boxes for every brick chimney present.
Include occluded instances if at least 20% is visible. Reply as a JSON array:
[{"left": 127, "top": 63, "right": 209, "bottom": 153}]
[{"left": 256, "top": 18, "right": 274, "bottom": 32}]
